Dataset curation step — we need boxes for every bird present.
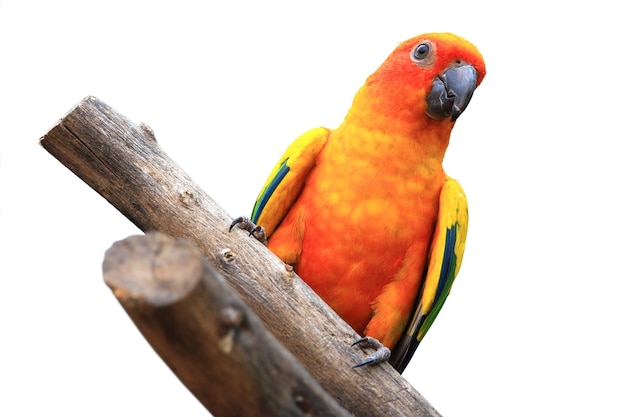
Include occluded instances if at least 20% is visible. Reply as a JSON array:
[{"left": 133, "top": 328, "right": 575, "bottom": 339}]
[{"left": 231, "top": 32, "right": 485, "bottom": 373}]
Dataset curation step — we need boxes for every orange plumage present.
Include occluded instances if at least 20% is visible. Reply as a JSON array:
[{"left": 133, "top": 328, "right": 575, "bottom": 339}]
[{"left": 245, "top": 33, "right": 485, "bottom": 371}]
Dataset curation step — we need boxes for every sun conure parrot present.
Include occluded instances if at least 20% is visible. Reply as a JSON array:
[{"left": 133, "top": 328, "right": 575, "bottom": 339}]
[{"left": 231, "top": 32, "right": 485, "bottom": 373}]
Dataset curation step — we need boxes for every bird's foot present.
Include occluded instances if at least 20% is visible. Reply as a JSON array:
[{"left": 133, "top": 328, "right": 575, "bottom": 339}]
[
  {"left": 229, "top": 216, "right": 268, "bottom": 245},
  {"left": 352, "top": 337, "right": 391, "bottom": 368}
]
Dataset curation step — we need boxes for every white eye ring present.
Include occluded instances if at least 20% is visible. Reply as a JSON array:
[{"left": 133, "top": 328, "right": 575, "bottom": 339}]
[
  {"left": 412, "top": 43, "right": 430, "bottom": 61},
  {"left": 409, "top": 41, "right": 436, "bottom": 67}
]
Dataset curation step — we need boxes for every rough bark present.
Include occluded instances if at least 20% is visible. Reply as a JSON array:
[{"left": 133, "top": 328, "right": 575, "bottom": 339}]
[
  {"left": 103, "top": 232, "right": 351, "bottom": 417},
  {"left": 40, "top": 96, "right": 441, "bottom": 416}
]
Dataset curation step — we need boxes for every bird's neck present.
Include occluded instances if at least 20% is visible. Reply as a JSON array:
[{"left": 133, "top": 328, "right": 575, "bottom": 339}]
[{"left": 336, "top": 86, "right": 454, "bottom": 164}]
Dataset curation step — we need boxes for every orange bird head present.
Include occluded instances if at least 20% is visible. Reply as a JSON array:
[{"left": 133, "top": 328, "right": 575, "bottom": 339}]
[{"left": 357, "top": 32, "right": 486, "bottom": 128}]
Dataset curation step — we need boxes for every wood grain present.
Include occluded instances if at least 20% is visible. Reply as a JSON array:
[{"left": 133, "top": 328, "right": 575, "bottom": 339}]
[
  {"left": 41, "top": 96, "right": 440, "bottom": 416},
  {"left": 103, "top": 232, "right": 351, "bottom": 417}
]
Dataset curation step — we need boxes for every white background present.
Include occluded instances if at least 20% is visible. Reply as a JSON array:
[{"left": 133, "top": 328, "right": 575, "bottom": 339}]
[{"left": 1, "top": 1, "right": 625, "bottom": 416}]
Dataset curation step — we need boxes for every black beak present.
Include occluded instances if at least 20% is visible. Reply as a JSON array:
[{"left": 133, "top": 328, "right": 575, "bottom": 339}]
[{"left": 426, "top": 62, "right": 478, "bottom": 122}]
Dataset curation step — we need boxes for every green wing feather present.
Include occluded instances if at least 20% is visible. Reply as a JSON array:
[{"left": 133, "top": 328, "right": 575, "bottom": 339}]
[
  {"left": 390, "top": 178, "right": 469, "bottom": 373},
  {"left": 251, "top": 127, "right": 329, "bottom": 237}
]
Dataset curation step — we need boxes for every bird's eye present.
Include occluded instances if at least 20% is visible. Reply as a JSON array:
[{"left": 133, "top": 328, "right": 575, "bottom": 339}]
[{"left": 411, "top": 43, "right": 430, "bottom": 61}]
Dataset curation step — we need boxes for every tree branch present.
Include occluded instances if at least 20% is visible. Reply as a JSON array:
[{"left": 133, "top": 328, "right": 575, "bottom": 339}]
[
  {"left": 40, "top": 96, "right": 440, "bottom": 417},
  {"left": 103, "top": 232, "right": 351, "bottom": 417}
]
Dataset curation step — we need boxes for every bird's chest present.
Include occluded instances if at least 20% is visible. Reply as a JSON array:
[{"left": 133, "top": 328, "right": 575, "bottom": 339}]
[
  {"left": 310, "top": 136, "right": 441, "bottom": 234},
  {"left": 295, "top": 136, "right": 444, "bottom": 288}
]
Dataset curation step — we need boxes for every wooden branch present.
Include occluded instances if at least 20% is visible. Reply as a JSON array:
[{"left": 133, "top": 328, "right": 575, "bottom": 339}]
[
  {"left": 40, "top": 96, "right": 441, "bottom": 417},
  {"left": 103, "top": 232, "right": 351, "bottom": 417}
]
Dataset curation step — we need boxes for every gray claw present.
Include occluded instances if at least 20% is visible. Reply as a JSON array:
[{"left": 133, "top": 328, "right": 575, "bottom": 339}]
[
  {"left": 352, "top": 337, "right": 391, "bottom": 368},
  {"left": 229, "top": 216, "right": 268, "bottom": 245}
]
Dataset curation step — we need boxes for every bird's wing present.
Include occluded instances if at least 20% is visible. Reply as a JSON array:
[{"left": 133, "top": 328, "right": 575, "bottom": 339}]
[
  {"left": 389, "top": 178, "right": 469, "bottom": 373},
  {"left": 251, "top": 127, "right": 329, "bottom": 237}
]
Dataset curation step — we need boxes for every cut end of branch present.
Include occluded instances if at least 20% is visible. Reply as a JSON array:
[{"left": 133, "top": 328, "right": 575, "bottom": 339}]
[{"left": 103, "top": 232, "right": 202, "bottom": 307}]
